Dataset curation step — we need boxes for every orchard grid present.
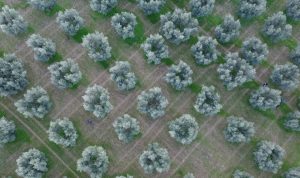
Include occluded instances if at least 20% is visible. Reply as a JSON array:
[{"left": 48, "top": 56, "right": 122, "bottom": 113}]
[{"left": 0, "top": 0, "right": 300, "bottom": 177}]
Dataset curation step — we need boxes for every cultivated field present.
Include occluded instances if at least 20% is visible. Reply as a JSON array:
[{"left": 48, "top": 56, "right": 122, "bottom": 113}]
[{"left": 0, "top": 0, "right": 300, "bottom": 177}]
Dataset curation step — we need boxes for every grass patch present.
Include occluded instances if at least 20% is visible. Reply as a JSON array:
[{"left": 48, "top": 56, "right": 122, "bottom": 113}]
[
  {"left": 161, "top": 58, "right": 174, "bottom": 66},
  {"left": 14, "top": 128, "right": 31, "bottom": 143},
  {"left": 255, "top": 108, "right": 277, "bottom": 120},
  {"left": 0, "top": 110, "right": 5, "bottom": 117},
  {"left": 0, "top": 49, "right": 4, "bottom": 57},
  {"left": 260, "top": 60, "right": 272, "bottom": 68},
  {"left": 216, "top": 55, "right": 226, "bottom": 64},
  {"left": 0, "top": 0, "right": 4, "bottom": 7},
  {"left": 281, "top": 38, "right": 298, "bottom": 50},
  {"left": 47, "top": 52, "right": 63, "bottom": 64},
  {"left": 188, "top": 83, "right": 202, "bottom": 93},
  {"left": 218, "top": 109, "right": 230, "bottom": 117},
  {"left": 72, "top": 27, "right": 91, "bottom": 43},
  {"left": 90, "top": 8, "right": 119, "bottom": 20},
  {"left": 198, "top": 15, "right": 223, "bottom": 31},
  {"left": 171, "top": 0, "right": 186, "bottom": 8},
  {"left": 45, "top": 4, "right": 65, "bottom": 16},
  {"left": 187, "top": 36, "right": 198, "bottom": 45},
  {"left": 146, "top": 3, "right": 172, "bottom": 24},
  {"left": 12, "top": 1, "right": 29, "bottom": 9},
  {"left": 241, "top": 81, "right": 260, "bottom": 90},
  {"left": 279, "top": 103, "right": 292, "bottom": 114},
  {"left": 97, "top": 55, "right": 116, "bottom": 69},
  {"left": 124, "top": 19, "right": 145, "bottom": 45}
]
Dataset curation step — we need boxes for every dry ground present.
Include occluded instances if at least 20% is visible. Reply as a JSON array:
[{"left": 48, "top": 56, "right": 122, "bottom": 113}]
[{"left": 0, "top": 0, "right": 300, "bottom": 177}]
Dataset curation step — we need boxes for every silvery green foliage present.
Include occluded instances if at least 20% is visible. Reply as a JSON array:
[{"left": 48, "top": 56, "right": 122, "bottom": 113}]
[
  {"left": 109, "top": 61, "right": 137, "bottom": 91},
  {"left": 286, "top": 0, "right": 300, "bottom": 21},
  {"left": 191, "top": 36, "right": 218, "bottom": 65},
  {"left": 262, "top": 12, "right": 292, "bottom": 42},
  {"left": 48, "top": 58, "right": 82, "bottom": 89},
  {"left": 0, "top": 117, "right": 16, "bottom": 147},
  {"left": 115, "top": 175, "right": 133, "bottom": 178},
  {"left": 168, "top": 114, "right": 199, "bottom": 144},
  {"left": 284, "top": 111, "right": 300, "bottom": 132},
  {"left": 188, "top": 0, "right": 215, "bottom": 17},
  {"left": 240, "top": 37, "right": 268, "bottom": 65},
  {"left": 138, "top": 0, "right": 166, "bottom": 15},
  {"left": 56, "top": 9, "right": 84, "bottom": 36},
  {"left": 224, "top": 116, "right": 255, "bottom": 143},
  {"left": 254, "top": 141, "right": 285, "bottom": 173},
  {"left": 47, "top": 117, "right": 78, "bottom": 147},
  {"left": 215, "top": 15, "right": 240, "bottom": 43},
  {"left": 194, "top": 85, "right": 222, "bottom": 116},
  {"left": 16, "top": 148, "right": 48, "bottom": 178},
  {"left": 160, "top": 8, "right": 199, "bottom": 45},
  {"left": 15, "top": 86, "right": 52, "bottom": 119},
  {"left": 233, "top": 169, "right": 254, "bottom": 178},
  {"left": 290, "top": 46, "right": 300, "bottom": 66},
  {"left": 249, "top": 86, "right": 281, "bottom": 111},
  {"left": 27, "top": 0, "right": 56, "bottom": 11},
  {"left": 0, "top": 53, "right": 28, "bottom": 97},
  {"left": 164, "top": 60, "right": 193, "bottom": 90},
  {"left": 82, "top": 31, "right": 112, "bottom": 62},
  {"left": 238, "top": 0, "right": 266, "bottom": 19},
  {"left": 217, "top": 53, "right": 256, "bottom": 90},
  {"left": 113, "top": 114, "right": 140, "bottom": 143},
  {"left": 283, "top": 167, "right": 300, "bottom": 178},
  {"left": 90, "top": 0, "right": 118, "bottom": 15},
  {"left": 141, "top": 34, "right": 169, "bottom": 65},
  {"left": 77, "top": 146, "right": 109, "bottom": 178},
  {"left": 82, "top": 84, "right": 113, "bottom": 119},
  {"left": 137, "top": 87, "right": 168, "bottom": 119},
  {"left": 111, "top": 12, "right": 137, "bottom": 39},
  {"left": 183, "top": 173, "right": 195, "bottom": 178},
  {"left": 270, "top": 63, "right": 300, "bottom": 91},
  {"left": 139, "top": 142, "right": 170, "bottom": 174},
  {"left": 0, "top": 6, "right": 28, "bottom": 36},
  {"left": 26, "top": 34, "right": 56, "bottom": 62}
]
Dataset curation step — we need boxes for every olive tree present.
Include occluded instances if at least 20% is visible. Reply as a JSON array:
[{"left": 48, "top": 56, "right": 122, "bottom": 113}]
[
  {"left": 160, "top": 8, "right": 198, "bottom": 45},
  {"left": 283, "top": 167, "right": 300, "bottom": 178},
  {"left": 77, "top": 146, "right": 109, "bottom": 178},
  {"left": 0, "top": 117, "right": 16, "bottom": 147},
  {"left": 138, "top": 0, "right": 166, "bottom": 15},
  {"left": 168, "top": 114, "right": 199, "bottom": 144},
  {"left": 56, "top": 9, "right": 84, "bottom": 36},
  {"left": 270, "top": 63, "right": 300, "bottom": 91},
  {"left": 262, "top": 12, "right": 292, "bottom": 42},
  {"left": 16, "top": 148, "right": 48, "bottom": 178},
  {"left": 47, "top": 117, "right": 78, "bottom": 147},
  {"left": 15, "top": 86, "right": 52, "bottom": 119},
  {"left": 286, "top": 0, "right": 300, "bottom": 21},
  {"left": 224, "top": 116, "right": 255, "bottom": 143},
  {"left": 249, "top": 86, "right": 281, "bottom": 111},
  {"left": 109, "top": 61, "right": 137, "bottom": 91},
  {"left": 188, "top": 0, "right": 215, "bottom": 18},
  {"left": 184, "top": 173, "right": 195, "bottom": 178},
  {"left": 137, "top": 87, "right": 168, "bottom": 119},
  {"left": 82, "top": 84, "right": 113, "bottom": 119},
  {"left": 215, "top": 14, "right": 241, "bottom": 43},
  {"left": 111, "top": 12, "right": 137, "bottom": 39},
  {"left": 217, "top": 52, "right": 256, "bottom": 90},
  {"left": 0, "top": 53, "right": 28, "bottom": 97},
  {"left": 254, "top": 141, "right": 285, "bottom": 173},
  {"left": 116, "top": 175, "right": 133, "bottom": 178},
  {"left": 82, "top": 31, "right": 112, "bottom": 62},
  {"left": 284, "top": 111, "right": 300, "bottom": 132},
  {"left": 28, "top": 0, "right": 56, "bottom": 11},
  {"left": 26, "top": 34, "right": 56, "bottom": 62},
  {"left": 191, "top": 36, "right": 218, "bottom": 65},
  {"left": 139, "top": 142, "right": 170, "bottom": 174},
  {"left": 164, "top": 60, "right": 193, "bottom": 90},
  {"left": 290, "top": 46, "right": 300, "bottom": 66},
  {"left": 113, "top": 114, "right": 140, "bottom": 143},
  {"left": 90, "top": 0, "right": 118, "bottom": 15},
  {"left": 0, "top": 6, "right": 28, "bottom": 36},
  {"left": 233, "top": 169, "right": 254, "bottom": 178},
  {"left": 141, "top": 34, "right": 169, "bottom": 65},
  {"left": 48, "top": 58, "right": 82, "bottom": 89},
  {"left": 238, "top": 0, "right": 266, "bottom": 19},
  {"left": 240, "top": 37, "right": 268, "bottom": 65},
  {"left": 194, "top": 85, "right": 222, "bottom": 116}
]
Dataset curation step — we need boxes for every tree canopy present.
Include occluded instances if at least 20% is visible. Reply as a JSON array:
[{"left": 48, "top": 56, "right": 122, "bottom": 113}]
[
  {"left": 90, "top": 0, "right": 118, "bottom": 15},
  {"left": 238, "top": 0, "right": 266, "bottom": 19},
  {"left": 191, "top": 36, "right": 219, "bottom": 65},
  {"left": 113, "top": 114, "right": 140, "bottom": 143},
  {"left": 0, "top": 117, "right": 16, "bottom": 147},
  {"left": 56, "top": 9, "right": 84, "bottom": 36},
  {"left": 28, "top": 0, "right": 56, "bottom": 11},
  {"left": 138, "top": 0, "right": 166, "bottom": 15},
  {"left": 284, "top": 111, "right": 300, "bottom": 132},
  {"left": 189, "top": 0, "right": 215, "bottom": 18},
  {"left": 249, "top": 86, "right": 281, "bottom": 111},
  {"left": 215, "top": 14, "right": 241, "bottom": 43},
  {"left": 111, "top": 12, "right": 137, "bottom": 39},
  {"left": 240, "top": 37, "right": 268, "bottom": 65}
]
